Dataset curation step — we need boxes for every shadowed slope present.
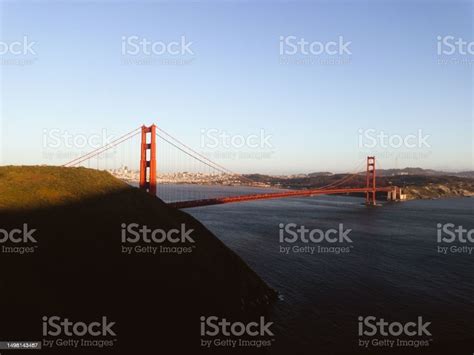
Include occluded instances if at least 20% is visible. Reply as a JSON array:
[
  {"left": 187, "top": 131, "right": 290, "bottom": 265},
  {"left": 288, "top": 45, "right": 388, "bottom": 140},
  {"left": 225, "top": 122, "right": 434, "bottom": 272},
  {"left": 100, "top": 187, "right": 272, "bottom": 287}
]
[{"left": 0, "top": 166, "right": 277, "bottom": 354}]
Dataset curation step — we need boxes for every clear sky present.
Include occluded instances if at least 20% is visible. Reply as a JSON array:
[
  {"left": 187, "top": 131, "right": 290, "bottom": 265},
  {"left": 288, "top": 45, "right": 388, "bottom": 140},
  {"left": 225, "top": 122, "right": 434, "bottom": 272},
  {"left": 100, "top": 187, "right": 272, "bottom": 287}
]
[{"left": 0, "top": 0, "right": 472, "bottom": 174}]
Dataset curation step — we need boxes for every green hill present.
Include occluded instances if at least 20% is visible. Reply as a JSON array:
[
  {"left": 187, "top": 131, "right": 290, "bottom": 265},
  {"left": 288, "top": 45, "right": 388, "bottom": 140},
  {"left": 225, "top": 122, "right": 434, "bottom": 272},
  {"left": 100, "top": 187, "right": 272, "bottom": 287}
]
[{"left": 0, "top": 165, "right": 130, "bottom": 210}]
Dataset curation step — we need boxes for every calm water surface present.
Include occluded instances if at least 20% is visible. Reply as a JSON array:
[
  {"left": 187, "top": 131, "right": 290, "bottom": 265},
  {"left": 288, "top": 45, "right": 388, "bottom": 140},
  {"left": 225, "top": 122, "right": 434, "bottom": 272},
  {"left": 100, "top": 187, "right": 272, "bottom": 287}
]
[{"left": 182, "top": 187, "right": 473, "bottom": 354}]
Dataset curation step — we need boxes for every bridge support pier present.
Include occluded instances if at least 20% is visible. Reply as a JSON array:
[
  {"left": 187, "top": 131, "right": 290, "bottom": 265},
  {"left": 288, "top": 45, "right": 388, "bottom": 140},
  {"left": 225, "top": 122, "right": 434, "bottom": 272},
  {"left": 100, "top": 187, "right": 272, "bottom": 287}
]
[
  {"left": 387, "top": 187, "right": 406, "bottom": 201},
  {"left": 366, "top": 156, "right": 376, "bottom": 206},
  {"left": 139, "top": 124, "right": 157, "bottom": 195}
]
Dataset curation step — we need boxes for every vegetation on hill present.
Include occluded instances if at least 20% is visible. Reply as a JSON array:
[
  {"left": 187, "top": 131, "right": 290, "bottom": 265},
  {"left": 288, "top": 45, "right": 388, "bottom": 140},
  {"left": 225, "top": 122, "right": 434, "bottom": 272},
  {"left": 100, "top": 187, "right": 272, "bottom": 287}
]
[
  {"left": 0, "top": 166, "right": 130, "bottom": 210},
  {"left": 396, "top": 175, "right": 474, "bottom": 199}
]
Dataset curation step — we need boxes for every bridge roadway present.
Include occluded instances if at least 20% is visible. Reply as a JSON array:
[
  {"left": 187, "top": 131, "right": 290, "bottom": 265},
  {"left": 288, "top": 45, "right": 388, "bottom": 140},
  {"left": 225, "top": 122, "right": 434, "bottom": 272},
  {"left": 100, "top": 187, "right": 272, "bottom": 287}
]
[{"left": 167, "top": 186, "right": 396, "bottom": 209}]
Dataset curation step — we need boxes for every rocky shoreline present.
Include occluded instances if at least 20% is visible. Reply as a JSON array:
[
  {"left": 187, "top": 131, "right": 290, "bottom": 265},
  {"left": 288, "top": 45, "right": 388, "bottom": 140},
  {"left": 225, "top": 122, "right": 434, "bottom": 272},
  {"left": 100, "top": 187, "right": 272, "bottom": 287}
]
[{"left": 401, "top": 182, "right": 474, "bottom": 200}]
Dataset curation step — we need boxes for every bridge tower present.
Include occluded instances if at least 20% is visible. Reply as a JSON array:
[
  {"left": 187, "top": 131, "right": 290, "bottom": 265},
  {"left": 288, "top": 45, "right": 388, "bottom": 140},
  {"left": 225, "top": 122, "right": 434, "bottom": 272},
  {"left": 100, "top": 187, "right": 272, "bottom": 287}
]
[
  {"left": 139, "top": 124, "right": 157, "bottom": 195},
  {"left": 366, "top": 156, "right": 376, "bottom": 206}
]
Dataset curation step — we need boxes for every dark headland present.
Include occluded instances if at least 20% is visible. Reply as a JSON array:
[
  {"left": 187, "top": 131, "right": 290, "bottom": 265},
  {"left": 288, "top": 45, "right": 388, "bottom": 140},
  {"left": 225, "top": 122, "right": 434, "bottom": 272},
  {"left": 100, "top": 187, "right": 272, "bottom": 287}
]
[{"left": 0, "top": 166, "right": 276, "bottom": 354}]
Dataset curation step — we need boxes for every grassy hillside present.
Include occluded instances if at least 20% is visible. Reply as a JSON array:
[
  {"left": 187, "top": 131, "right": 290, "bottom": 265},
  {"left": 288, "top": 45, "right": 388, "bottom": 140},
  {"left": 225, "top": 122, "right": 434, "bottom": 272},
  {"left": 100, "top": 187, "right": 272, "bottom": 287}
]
[
  {"left": 0, "top": 165, "right": 129, "bottom": 210},
  {"left": 0, "top": 166, "right": 276, "bottom": 354}
]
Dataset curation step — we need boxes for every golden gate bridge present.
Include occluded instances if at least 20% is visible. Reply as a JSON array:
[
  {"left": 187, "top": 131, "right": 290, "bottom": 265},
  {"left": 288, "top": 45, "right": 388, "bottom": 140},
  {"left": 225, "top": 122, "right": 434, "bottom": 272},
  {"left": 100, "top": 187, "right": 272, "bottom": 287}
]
[{"left": 62, "top": 124, "right": 402, "bottom": 208}]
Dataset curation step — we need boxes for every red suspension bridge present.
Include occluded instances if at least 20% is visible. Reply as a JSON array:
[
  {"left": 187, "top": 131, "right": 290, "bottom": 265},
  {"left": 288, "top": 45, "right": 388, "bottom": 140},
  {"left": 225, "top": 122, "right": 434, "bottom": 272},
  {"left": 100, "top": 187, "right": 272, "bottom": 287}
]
[{"left": 63, "top": 124, "right": 402, "bottom": 208}]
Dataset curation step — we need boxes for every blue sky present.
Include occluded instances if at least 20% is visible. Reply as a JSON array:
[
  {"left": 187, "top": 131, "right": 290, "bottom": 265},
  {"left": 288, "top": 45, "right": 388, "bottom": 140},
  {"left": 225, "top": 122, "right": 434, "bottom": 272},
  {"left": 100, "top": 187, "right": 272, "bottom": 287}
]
[{"left": 0, "top": 0, "right": 472, "bottom": 174}]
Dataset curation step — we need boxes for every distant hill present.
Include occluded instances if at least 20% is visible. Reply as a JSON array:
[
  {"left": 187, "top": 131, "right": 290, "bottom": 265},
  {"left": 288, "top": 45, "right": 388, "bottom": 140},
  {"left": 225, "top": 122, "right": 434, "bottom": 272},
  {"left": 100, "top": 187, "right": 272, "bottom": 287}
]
[
  {"left": 308, "top": 172, "right": 333, "bottom": 177},
  {"left": 244, "top": 168, "right": 474, "bottom": 183},
  {"left": 0, "top": 166, "right": 276, "bottom": 353},
  {"left": 458, "top": 171, "right": 474, "bottom": 178},
  {"left": 244, "top": 170, "right": 474, "bottom": 200},
  {"left": 377, "top": 168, "right": 474, "bottom": 178}
]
